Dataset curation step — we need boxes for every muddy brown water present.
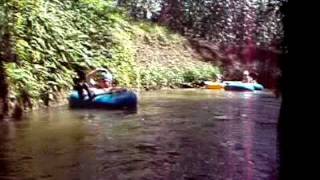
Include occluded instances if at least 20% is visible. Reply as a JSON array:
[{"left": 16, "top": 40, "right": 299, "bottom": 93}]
[{"left": 0, "top": 89, "right": 280, "bottom": 180}]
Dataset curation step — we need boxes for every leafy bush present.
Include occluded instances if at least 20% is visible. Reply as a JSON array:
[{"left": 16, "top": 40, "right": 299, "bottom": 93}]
[{"left": 1, "top": 0, "right": 221, "bottom": 106}]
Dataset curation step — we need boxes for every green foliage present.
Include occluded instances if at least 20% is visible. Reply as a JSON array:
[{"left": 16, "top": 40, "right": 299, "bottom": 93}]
[
  {"left": 2, "top": 0, "right": 137, "bottom": 101},
  {"left": 120, "top": 0, "right": 284, "bottom": 48},
  {"left": 1, "top": 0, "right": 220, "bottom": 106},
  {"left": 134, "top": 22, "right": 221, "bottom": 89},
  {"left": 136, "top": 22, "right": 182, "bottom": 45},
  {"left": 139, "top": 65, "right": 219, "bottom": 89}
]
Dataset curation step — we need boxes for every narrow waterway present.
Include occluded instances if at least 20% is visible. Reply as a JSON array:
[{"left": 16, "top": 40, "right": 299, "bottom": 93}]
[{"left": 0, "top": 89, "right": 280, "bottom": 180}]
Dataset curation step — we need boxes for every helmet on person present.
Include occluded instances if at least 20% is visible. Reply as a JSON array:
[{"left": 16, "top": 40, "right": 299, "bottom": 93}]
[{"left": 98, "top": 71, "right": 113, "bottom": 83}]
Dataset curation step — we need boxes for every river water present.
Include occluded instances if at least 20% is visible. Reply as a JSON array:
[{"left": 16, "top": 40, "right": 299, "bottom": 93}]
[{"left": 0, "top": 89, "right": 280, "bottom": 180}]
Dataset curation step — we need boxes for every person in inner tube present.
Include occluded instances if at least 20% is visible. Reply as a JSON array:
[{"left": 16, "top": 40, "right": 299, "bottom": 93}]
[
  {"left": 87, "top": 68, "right": 126, "bottom": 93},
  {"left": 242, "top": 70, "right": 256, "bottom": 84}
]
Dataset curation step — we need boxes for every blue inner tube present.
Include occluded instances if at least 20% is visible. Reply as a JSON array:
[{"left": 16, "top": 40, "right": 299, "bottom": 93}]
[
  {"left": 69, "top": 90, "right": 138, "bottom": 109},
  {"left": 224, "top": 82, "right": 255, "bottom": 91},
  {"left": 224, "top": 82, "right": 264, "bottom": 91},
  {"left": 253, "top": 83, "right": 264, "bottom": 90}
]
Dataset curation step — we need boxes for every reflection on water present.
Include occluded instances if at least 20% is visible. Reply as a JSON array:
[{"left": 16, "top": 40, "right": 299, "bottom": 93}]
[{"left": 0, "top": 89, "right": 280, "bottom": 180}]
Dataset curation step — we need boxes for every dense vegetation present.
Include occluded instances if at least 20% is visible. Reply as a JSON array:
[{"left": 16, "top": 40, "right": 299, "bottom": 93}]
[
  {"left": 0, "top": 0, "right": 220, "bottom": 113},
  {"left": 120, "top": 0, "right": 284, "bottom": 48},
  {"left": 120, "top": 0, "right": 285, "bottom": 86}
]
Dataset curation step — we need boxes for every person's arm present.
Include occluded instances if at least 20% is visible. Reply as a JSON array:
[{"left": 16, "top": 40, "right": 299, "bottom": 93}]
[
  {"left": 86, "top": 69, "right": 105, "bottom": 85},
  {"left": 110, "top": 86, "right": 127, "bottom": 93},
  {"left": 86, "top": 69, "right": 103, "bottom": 80},
  {"left": 96, "top": 67, "right": 110, "bottom": 72},
  {"left": 93, "top": 67, "right": 112, "bottom": 75},
  {"left": 86, "top": 70, "right": 97, "bottom": 84},
  {"left": 86, "top": 68, "right": 112, "bottom": 82}
]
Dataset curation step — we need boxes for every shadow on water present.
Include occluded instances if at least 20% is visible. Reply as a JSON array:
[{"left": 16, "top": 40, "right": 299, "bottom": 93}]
[{"left": 0, "top": 89, "right": 280, "bottom": 180}]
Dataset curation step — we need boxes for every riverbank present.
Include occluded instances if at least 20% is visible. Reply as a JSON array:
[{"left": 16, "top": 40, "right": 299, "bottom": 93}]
[{"left": 0, "top": 0, "right": 220, "bottom": 118}]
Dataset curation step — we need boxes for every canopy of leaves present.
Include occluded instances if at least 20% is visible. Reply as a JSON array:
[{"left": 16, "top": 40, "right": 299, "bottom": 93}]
[{"left": 118, "top": 0, "right": 285, "bottom": 49}]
